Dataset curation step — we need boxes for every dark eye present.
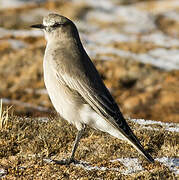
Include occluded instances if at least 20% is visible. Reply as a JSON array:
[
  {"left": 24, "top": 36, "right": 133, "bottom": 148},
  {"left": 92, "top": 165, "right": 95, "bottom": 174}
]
[{"left": 51, "top": 23, "right": 60, "bottom": 28}]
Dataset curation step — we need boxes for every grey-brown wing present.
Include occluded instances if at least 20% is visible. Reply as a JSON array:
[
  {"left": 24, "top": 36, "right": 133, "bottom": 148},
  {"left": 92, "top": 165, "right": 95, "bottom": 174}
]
[{"left": 53, "top": 47, "right": 126, "bottom": 129}]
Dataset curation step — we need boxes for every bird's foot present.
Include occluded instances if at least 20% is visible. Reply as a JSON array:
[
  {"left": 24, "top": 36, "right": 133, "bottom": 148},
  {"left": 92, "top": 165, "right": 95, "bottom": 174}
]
[{"left": 52, "top": 158, "right": 78, "bottom": 165}]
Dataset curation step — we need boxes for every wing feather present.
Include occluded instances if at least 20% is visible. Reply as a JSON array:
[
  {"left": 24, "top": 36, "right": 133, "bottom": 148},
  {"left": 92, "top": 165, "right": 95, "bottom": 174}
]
[{"left": 53, "top": 50, "right": 125, "bottom": 129}]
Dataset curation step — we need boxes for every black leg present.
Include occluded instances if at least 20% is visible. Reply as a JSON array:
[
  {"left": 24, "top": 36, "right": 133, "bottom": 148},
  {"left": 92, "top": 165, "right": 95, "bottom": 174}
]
[
  {"left": 70, "top": 125, "right": 86, "bottom": 160},
  {"left": 53, "top": 125, "right": 86, "bottom": 165}
]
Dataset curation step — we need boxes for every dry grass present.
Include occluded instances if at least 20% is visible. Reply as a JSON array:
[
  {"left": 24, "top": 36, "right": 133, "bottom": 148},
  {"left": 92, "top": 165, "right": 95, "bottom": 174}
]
[
  {"left": 0, "top": 113, "right": 178, "bottom": 179},
  {"left": 0, "top": 99, "right": 12, "bottom": 129}
]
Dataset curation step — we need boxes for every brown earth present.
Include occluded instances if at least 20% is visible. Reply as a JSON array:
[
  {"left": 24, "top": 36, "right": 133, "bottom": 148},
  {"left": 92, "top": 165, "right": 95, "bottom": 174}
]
[{"left": 0, "top": 116, "right": 178, "bottom": 179}]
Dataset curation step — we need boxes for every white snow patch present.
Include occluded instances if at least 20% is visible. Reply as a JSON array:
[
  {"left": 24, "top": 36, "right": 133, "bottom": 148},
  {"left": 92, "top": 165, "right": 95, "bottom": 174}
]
[
  {"left": 30, "top": 117, "right": 49, "bottom": 123},
  {"left": 25, "top": 88, "right": 48, "bottom": 95},
  {"left": 148, "top": 48, "right": 179, "bottom": 64},
  {"left": 87, "top": 10, "right": 118, "bottom": 23},
  {"left": 116, "top": 6, "right": 155, "bottom": 33},
  {"left": 110, "top": 158, "right": 143, "bottom": 175},
  {"left": 86, "top": 44, "right": 131, "bottom": 58},
  {"left": 155, "top": 157, "right": 179, "bottom": 175},
  {"left": 129, "top": 118, "right": 179, "bottom": 133},
  {"left": 86, "top": 4, "right": 155, "bottom": 33},
  {"left": 2, "top": 98, "right": 50, "bottom": 112},
  {"left": 0, "top": 0, "right": 33, "bottom": 9},
  {"left": 76, "top": 162, "right": 108, "bottom": 171},
  {"left": 135, "top": 49, "right": 179, "bottom": 71},
  {"left": 6, "top": 39, "right": 27, "bottom": 49},
  {"left": 0, "top": 28, "right": 43, "bottom": 38},
  {"left": 43, "top": 158, "right": 120, "bottom": 172},
  {"left": 74, "top": 0, "right": 114, "bottom": 10},
  {"left": 0, "top": 168, "right": 7, "bottom": 178},
  {"left": 142, "top": 32, "right": 179, "bottom": 47},
  {"left": 21, "top": 8, "right": 50, "bottom": 23},
  {"left": 43, "top": 157, "right": 179, "bottom": 175},
  {"left": 43, "top": 158, "right": 54, "bottom": 163},
  {"left": 88, "top": 29, "right": 137, "bottom": 44},
  {"left": 0, "top": 39, "right": 27, "bottom": 49},
  {"left": 0, "top": 0, "right": 46, "bottom": 9},
  {"left": 163, "top": 11, "right": 179, "bottom": 22},
  {"left": 85, "top": 43, "right": 179, "bottom": 70},
  {"left": 142, "top": 126, "right": 161, "bottom": 131},
  {"left": 76, "top": 21, "right": 98, "bottom": 34},
  {"left": 76, "top": 159, "right": 143, "bottom": 175},
  {"left": 8, "top": 39, "right": 27, "bottom": 49}
]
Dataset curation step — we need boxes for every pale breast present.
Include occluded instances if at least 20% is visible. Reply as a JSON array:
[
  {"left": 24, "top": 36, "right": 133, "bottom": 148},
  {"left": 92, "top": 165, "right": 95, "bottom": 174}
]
[{"left": 43, "top": 55, "right": 83, "bottom": 126}]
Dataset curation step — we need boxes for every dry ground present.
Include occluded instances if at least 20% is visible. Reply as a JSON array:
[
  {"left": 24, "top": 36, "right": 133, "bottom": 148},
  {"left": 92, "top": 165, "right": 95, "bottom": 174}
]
[{"left": 0, "top": 112, "right": 178, "bottom": 179}]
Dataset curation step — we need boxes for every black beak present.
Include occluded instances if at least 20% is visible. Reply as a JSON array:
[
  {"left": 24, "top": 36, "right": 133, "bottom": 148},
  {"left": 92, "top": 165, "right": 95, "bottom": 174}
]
[{"left": 30, "top": 24, "right": 45, "bottom": 29}]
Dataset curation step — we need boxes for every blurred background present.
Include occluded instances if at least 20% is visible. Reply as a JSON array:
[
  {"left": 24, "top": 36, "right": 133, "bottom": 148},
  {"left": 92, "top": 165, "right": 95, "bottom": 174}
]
[{"left": 0, "top": 0, "right": 179, "bottom": 123}]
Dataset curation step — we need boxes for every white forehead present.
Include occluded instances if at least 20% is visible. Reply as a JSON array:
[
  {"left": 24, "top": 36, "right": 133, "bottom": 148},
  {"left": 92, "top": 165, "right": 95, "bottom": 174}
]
[{"left": 43, "top": 13, "right": 68, "bottom": 26}]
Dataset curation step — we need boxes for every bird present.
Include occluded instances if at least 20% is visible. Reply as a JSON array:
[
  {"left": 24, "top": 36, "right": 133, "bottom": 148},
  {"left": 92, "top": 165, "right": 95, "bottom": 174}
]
[{"left": 31, "top": 13, "right": 154, "bottom": 165}]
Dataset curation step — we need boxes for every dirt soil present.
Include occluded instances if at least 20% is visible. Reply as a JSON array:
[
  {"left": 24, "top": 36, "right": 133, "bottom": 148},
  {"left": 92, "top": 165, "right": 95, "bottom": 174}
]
[{"left": 0, "top": 116, "right": 178, "bottom": 179}]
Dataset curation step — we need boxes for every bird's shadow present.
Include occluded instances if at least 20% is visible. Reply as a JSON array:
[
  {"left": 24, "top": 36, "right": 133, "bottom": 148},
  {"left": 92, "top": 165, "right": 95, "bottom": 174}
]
[{"left": 44, "top": 158, "right": 90, "bottom": 166}]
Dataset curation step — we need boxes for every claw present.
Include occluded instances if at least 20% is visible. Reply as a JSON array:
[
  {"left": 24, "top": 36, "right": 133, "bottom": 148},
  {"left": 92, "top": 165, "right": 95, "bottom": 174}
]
[{"left": 52, "top": 158, "right": 78, "bottom": 165}]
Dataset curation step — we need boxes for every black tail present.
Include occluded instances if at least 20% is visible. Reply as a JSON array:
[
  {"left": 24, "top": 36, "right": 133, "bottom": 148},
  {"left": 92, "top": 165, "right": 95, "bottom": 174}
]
[{"left": 125, "top": 122, "right": 154, "bottom": 163}]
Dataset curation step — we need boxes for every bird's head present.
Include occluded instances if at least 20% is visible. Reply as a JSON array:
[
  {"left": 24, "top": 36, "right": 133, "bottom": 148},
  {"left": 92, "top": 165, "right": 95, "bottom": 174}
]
[{"left": 31, "top": 13, "right": 74, "bottom": 42}]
